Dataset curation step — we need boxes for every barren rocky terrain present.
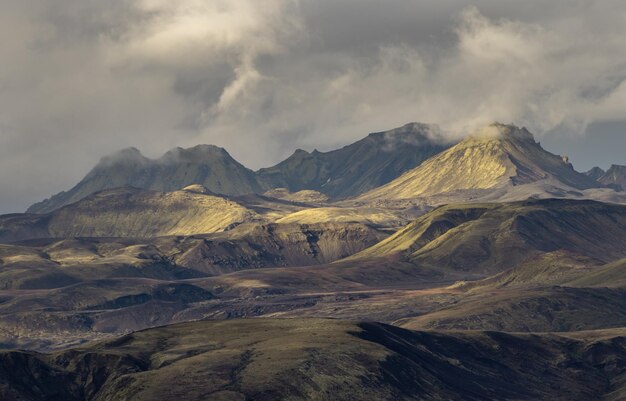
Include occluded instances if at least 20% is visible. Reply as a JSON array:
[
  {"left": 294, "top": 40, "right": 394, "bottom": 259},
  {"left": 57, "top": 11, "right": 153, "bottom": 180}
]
[{"left": 1, "top": 123, "right": 626, "bottom": 400}]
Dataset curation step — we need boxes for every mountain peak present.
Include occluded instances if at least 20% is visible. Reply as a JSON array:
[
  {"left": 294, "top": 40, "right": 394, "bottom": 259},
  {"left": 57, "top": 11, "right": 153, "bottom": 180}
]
[
  {"left": 257, "top": 122, "right": 449, "bottom": 199},
  {"left": 95, "top": 147, "right": 149, "bottom": 168},
  {"left": 474, "top": 123, "right": 536, "bottom": 143},
  {"left": 367, "top": 122, "right": 444, "bottom": 145},
  {"left": 160, "top": 144, "right": 230, "bottom": 163},
  {"left": 27, "top": 144, "right": 264, "bottom": 213},
  {"left": 290, "top": 148, "right": 310, "bottom": 157},
  {"left": 358, "top": 124, "right": 600, "bottom": 201},
  {"left": 599, "top": 164, "right": 626, "bottom": 190},
  {"left": 608, "top": 164, "right": 626, "bottom": 171},
  {"left": 586, "top": 166, "right": 606, "bottom": 181}
]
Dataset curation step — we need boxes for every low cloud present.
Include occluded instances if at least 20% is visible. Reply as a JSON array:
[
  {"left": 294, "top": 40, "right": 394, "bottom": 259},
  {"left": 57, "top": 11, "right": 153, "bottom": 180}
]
[{"left": 1, "top": 0, "right": 625, "bottom": 212}]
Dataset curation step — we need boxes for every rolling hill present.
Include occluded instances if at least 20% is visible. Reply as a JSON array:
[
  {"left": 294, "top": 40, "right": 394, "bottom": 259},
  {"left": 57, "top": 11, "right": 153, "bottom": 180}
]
[
  {"left": 0, "top": 220, "right": 388, "bottom": 288},
  {"left": 397, "top": 286, "right": 626, "bottom": 332},
  {"left": 2, "top": 187, "right": 259, "bottom": 241},
  {"left": 349, "top": 198, "right": 626, "bottom": 275},
  {"left": 1, "top": 318, "right": 626, "bottom": 401}
]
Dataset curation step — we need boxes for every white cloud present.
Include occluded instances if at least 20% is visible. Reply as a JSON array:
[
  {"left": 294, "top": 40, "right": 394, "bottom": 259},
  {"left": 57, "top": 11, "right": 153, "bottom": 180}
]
[{"left": 1, "top": 0, "right": 626, "bottom": 212}]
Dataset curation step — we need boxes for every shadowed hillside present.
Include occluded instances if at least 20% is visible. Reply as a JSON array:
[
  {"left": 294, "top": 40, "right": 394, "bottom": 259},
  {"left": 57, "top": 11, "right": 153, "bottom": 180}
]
[
  {"left": 0, "top": 221, "right": 388, "bottom": 289},
  {"left": 257, "top": 123, "right": 449, "bottom": 199},
  {"left": 1, "top": 318, "right": 626, "bottom": 401}
]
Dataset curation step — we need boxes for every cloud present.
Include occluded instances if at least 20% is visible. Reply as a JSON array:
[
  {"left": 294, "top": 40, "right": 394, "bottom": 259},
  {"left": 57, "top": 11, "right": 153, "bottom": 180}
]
[{"left": 0, "top": 0, "right": 625, "bottom": 213}]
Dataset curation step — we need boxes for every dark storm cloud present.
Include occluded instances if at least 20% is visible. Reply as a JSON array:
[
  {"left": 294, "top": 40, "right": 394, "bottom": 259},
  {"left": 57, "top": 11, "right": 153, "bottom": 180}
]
[{"left": 1, "top": 0, "right": 625, "bottom": 213}]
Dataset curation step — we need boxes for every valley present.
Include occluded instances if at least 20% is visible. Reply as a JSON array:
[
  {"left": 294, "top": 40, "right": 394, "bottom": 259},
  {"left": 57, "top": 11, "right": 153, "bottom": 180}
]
[{"left": 1, "top": 123, "right": 626, "bottom": 399}]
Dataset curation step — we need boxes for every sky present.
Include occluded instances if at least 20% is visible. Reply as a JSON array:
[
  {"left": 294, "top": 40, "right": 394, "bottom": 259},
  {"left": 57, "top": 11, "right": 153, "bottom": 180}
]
[{"left": 1, "top": 0, "right": 626, "bottom": 214}]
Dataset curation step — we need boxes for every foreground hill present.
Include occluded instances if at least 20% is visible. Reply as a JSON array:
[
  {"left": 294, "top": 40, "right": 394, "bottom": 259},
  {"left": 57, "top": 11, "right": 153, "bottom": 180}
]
[
  {"left": 350, "top": 198, "right": 626, "bottom": 275},
  {"left": 358, "top": 124, "right": 602, "bottom": 202},
  {"left": 1, "top": 318, "right": 626, "bottom": 401},
  {"left": 28, "top": 145, "right": 266, "bottom": 213},
  {"left": 257, "top": 123, "right": 449, "bottom": 199}
]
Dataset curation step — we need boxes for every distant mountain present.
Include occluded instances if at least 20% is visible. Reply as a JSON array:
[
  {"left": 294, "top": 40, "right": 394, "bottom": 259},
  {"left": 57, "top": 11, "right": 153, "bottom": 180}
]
[
  {"left": 585, "top": 166, "right": 606, "bottom": 181},
  {"left": 257, "top": 122, "right": 450, "bottom": 199},
  {"left": 27, "top": 123, "right": 449, "bottom": 213},
  {"left": 598, "top": 164, "right": 626, "bottom": 190},
  {"left": 358, "top": 123, "right": 602, "bottom": 202},
  {"left": 27, "top": 145, "right": 266, "bottom": 213}
]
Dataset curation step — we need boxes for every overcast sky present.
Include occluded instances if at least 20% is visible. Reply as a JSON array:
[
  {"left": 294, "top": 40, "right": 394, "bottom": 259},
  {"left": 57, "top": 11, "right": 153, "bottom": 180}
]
[{"left": 1, "top": 0, "right": 626, "bottom": 213}]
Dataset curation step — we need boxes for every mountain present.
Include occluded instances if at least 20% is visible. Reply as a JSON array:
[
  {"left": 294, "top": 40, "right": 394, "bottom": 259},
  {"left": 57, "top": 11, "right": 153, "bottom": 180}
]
[
  {"left": 4, "top": 187, "right": 259, "bottom": 241},
  {"left": 349, "top": 198, "right": 626, "bottom": 275},
  {"left": 358, "top": 123, "right": 602, "bottom": 202},
  {"left": 257, "top": 123, "right": 449, "bottom": 199},
  {"left": 598, "top": 164, "right": 626, "bottom": 190},
  {"left": 27, "top": 123, "right": 448, "bottom": 213},
  {"left": 27, "top": 145, "right": 266, "bottom": 213},
  {"left": 2, "top": 318, "right": 626, "bottom": 401},
  {"left": 585, "top": 166, "right": 606, "bottom": 180}
]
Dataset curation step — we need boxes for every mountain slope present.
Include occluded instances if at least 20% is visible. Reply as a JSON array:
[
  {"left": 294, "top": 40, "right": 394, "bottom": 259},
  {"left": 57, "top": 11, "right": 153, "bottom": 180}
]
[
  {"left": 1, "top": 318, "right": 626, "bottom": 401},
  {"left": 598, "top": 164, "right": 626, "bottom": 190},
  {"left": 358, "top": 124, "right": 601, "bottom": 201},
  {"left": 399, "top": 286, "right": 626, "bottom": 332},
  {"left": 257, "top": 123, "right": 449, "bottom": 199},
  {"left": 4, "top": 187, "right": 258, "bottom": 241},
  {"left": 568, "top": 258, "right": 626, "bottom": 288},
  {"left": 28, "top": 145, "right": 266, "bottom": 213},
  {"left": 349, "top": 199, "right": 626, "bottom": 275}
]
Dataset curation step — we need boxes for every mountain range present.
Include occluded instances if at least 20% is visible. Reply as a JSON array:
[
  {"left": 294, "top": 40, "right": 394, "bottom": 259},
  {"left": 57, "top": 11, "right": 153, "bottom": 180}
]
[
  {"left": 3, "top": 121, "right": 626, "bottom": 400},
  {"left": 27, "top": 123, "right": 448, "bottom": 213}
]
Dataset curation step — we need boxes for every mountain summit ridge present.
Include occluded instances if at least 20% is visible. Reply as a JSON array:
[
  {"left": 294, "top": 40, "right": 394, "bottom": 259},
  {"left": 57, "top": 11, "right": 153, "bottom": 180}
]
[
  {"left": 257, "top": 122, "right": 449, "bottom": 199},
  {"left": 27, "top": 123, "right": 449, "bottom": 213},
  {"left": 358, "top": 123, "right": 602, "bottom": 201},
  {"left": 27, "top": 144, "right": 264, "bottom": 213}
]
